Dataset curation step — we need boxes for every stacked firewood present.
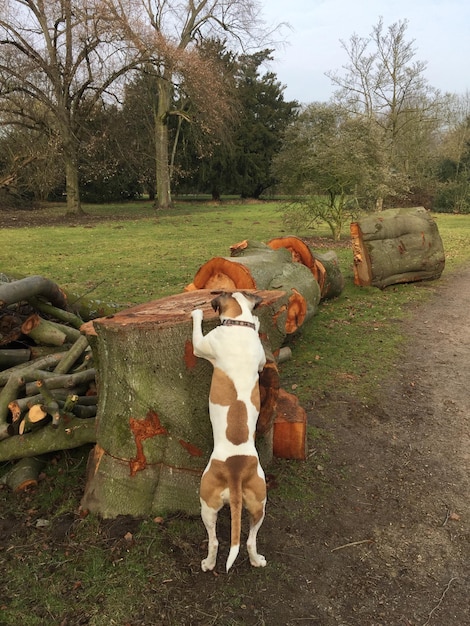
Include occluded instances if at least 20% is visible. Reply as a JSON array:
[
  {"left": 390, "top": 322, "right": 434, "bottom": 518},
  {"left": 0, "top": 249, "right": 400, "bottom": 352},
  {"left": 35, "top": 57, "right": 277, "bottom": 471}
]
[{"left": 0, "top": 275, "right": 101, "bottom": 488}]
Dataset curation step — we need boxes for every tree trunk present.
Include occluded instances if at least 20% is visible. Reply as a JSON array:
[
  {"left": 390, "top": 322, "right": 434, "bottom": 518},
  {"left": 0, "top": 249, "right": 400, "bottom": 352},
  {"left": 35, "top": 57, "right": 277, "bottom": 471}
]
[
  {"left": 64, "top": 146, "right": 84, "bottom": 215},
  {"left": 266, "top": 235, "right": 344, "bottom": 300},
  {"left": 186, "top": 241, "right": 321, "bottom": 337},
  {"left": 154, "top": 78, "right": 173, "bottom": 210},
  {"left": 351, "top": 207, "right": 446, "bottom": 289},
  {"left": 80, "top": 289, "right": 287, "bottom": 518}
]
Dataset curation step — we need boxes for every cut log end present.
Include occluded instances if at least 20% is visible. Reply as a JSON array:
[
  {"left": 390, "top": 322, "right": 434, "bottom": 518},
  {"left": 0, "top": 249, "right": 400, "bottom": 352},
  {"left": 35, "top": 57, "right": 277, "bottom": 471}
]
[{"left": 185, "top": 257, "right": 256, "bottom": 291}]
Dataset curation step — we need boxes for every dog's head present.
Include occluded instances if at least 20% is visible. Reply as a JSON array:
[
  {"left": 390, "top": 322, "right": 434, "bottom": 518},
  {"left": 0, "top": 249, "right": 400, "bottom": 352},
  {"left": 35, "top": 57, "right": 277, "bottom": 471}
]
[{"left": 211, "top": 291, "right": 262, "bottom": 318}]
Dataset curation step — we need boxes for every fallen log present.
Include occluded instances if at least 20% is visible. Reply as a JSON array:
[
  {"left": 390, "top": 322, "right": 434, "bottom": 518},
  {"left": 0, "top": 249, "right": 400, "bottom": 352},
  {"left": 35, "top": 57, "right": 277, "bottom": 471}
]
[
  {"left": 351, "top": 207, "right": 445, "bottom": 288},
  {"left": 186, "top": 241, "right": 321, "bottom": 336},
  {"left": 80, "top": 289, "right": 286, "bottom": 518},
  {"left": 266, "top": 236, "right": 344, "bottom": 300}
]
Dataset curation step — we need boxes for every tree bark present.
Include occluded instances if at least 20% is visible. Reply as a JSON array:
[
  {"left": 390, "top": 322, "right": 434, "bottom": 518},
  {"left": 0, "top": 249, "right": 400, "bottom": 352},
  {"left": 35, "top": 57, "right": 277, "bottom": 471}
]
[
  {"left": 0, "top": 417, "right": 96, "bottom": 462},
  {"left": 351, "top": 207, "right": 446, "bottom": 288},
  {"left": 273, "top": 388, "right": 308, "bottom": 460},
  {"left": 21, "top": 315, "right": 68, "bottom": 347},
  {"left": 266, "top": 235, "right": 344, "bottom": 300},
  {"left": 80, "top": 289, "right": 287, "bottom": 518},
  {"left": 0, "top": 349, "right": 31, "bottom": 369},
  {"left": 0, "top": 455, "right": 47, "bottom": 491},
  {"left": 186, "top": 241, "right": 321, "bottom": 336},
  {"left": 154, "top": 77, "right": 173, "bottom": 210},
  {"left": 0, "top": 275, "right": 67, "bottom": 309},
  {"left": 64, "top": 142, "right": 84, "bottom": 215}
]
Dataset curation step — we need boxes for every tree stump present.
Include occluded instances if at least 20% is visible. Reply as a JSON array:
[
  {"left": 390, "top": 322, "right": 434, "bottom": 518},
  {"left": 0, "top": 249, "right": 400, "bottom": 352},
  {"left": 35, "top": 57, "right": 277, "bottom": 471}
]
[
  {"left": 351, "top": 207, "right": 445, "bottom": 288},
  {"left": 186, "top": 240, "right": 321, "bottom": 336},
  {"left": 80, "top": 289, "right": 287, "bottom": 518}
]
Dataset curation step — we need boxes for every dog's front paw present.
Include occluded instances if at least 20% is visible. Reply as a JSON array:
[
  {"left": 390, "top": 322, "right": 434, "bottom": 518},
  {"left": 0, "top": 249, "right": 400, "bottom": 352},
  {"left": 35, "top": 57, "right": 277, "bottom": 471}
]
[{"left": 191, "top": 308, "right": 203, "bottom": 320}]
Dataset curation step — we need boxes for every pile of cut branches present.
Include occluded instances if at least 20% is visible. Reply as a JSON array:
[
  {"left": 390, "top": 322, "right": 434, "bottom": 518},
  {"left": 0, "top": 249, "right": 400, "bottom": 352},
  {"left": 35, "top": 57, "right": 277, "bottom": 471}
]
[{"left": 0, "top": 275, "right": 102, "bottom": 488}]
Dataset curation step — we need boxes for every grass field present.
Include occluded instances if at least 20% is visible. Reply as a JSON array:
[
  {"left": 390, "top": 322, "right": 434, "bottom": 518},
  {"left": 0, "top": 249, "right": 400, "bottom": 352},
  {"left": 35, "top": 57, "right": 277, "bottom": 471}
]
[{"left": 1, "top": 202, "right": 470, "bottom": 625}]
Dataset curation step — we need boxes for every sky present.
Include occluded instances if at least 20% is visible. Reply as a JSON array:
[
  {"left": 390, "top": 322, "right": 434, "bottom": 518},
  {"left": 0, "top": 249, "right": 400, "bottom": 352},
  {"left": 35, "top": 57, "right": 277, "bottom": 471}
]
[{"left": 260, "top": 0, "right": 470, "bottom": 104}]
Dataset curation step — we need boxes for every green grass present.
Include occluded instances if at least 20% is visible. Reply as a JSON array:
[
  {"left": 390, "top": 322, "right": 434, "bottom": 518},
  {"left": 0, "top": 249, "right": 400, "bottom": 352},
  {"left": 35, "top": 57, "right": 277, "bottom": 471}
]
[
  {"left": 0, "top": 201, "right": 285, "bottom": 303},
  {"left": 2, "top": 202, "right": 470, "bottom": 625}
]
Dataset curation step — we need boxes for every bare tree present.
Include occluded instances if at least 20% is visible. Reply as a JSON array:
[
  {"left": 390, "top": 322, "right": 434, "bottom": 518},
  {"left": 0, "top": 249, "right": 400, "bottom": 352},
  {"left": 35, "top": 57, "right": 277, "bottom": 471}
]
[
  {"left": 0, "top": 0, "right": 143, "bottom": 214},
  {"left": 327, "top": 18, "right": 444, "bottom": 207},
  {"left": 105, "top": 0, "right": 275, "bottom": 209}
]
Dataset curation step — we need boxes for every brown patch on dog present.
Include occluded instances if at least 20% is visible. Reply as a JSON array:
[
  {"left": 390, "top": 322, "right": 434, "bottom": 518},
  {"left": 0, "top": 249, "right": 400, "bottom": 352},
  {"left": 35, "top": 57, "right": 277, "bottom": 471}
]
[
  {"left": 211, "top": 292, "right": 243, "bottom": 318},
  {"left": 200, "top": 455, "right": 266, "bottom": 514},
  {"left": 209, "top": 367, "right": 237, "bottom": 406},
  {"left": 251, "top": 381, "right": 261, "bottom": 412},
  {"left": 226, "top": 400, "right": 249, "bottom": 445}
]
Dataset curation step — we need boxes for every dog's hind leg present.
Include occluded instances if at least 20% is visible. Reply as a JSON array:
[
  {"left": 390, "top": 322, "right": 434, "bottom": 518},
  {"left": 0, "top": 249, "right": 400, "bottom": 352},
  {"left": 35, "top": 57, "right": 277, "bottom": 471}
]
[
  {"left": 244, "top": 476, "right": 267, "bottom": 568},
  {"left": 200, "top": 499, "right": 220, "bottom": 571},
  {"left": 246, "top": 500, "right": 267, "bottom": 567}
]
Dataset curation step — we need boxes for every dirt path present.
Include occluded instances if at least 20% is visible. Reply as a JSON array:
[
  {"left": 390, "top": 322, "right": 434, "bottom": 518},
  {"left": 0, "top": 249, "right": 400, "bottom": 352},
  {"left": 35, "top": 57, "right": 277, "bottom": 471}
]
[{"left": 298, "top": 266, "right": 470, "bottom": 625}]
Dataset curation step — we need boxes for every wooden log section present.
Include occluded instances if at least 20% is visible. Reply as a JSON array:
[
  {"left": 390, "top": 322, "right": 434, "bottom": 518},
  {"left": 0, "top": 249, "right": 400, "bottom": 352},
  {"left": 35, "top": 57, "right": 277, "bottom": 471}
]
[
  {"left": 0, "top": 455, "right": 47, "bottom": 491},
  {"left": 273, "top": 388, "right": 308, "bottom": 460},
  {"left": 80, "top": 289, "right": 286, "bottom": 518},
  {"left": 185, "top": 242, "right": 321, "bottom": 337},
  {"left": 351, "top": 207, "right": 446, "bottom": 289},
  {"left": 266, "top": 236, "right": 344, "bottom": 300},
  {"left": 0, "top": 275, "right": 68, "bottom": 309}
]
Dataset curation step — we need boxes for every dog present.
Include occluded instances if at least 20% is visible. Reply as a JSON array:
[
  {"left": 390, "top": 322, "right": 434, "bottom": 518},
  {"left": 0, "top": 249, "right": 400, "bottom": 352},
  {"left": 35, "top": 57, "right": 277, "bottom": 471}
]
[{"left": 191, "top": 291, "right": 267, "bottom": 572}]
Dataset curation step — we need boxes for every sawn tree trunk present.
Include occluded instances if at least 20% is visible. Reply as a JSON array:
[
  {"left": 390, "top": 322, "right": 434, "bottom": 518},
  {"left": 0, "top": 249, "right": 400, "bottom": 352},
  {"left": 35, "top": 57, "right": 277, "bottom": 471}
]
[
  {"left": 351, "top": 207, "right": 445, "bottom": 288},
  {"left": 80, "top": 290, "right": 287, "bottom": 518}
]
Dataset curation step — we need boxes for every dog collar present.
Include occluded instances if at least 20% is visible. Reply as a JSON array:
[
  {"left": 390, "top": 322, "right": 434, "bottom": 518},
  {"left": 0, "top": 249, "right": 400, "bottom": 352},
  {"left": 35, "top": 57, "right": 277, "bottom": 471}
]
[{"left": 221, "top": 319, "right": 256, "bottom": 330}]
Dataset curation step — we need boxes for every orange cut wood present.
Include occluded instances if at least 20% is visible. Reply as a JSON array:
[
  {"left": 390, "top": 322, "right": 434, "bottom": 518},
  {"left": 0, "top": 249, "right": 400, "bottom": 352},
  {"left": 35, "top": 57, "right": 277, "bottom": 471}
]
[
  {"left": 285, "top": 289, "right": 307, "bottom": 334},
  {"left": 185, "top": 257, "right": 256, "bottom": 291},
  {"left": 273, "top": 388, "right": 307, "bottom": 460}
]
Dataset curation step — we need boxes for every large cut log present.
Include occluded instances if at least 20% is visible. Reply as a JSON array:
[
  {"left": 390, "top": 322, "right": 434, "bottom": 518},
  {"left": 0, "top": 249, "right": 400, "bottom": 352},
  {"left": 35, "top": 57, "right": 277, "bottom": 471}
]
[
  {"left": 351, "top": 207, "right": 445, "bottom": 288},
  {"left": 266, "top": 236, "right": 344, "bottom": 300},
  {"left": 80, "top": 289, "right": 286, "bottom": 518},
  {"left": 186, "top": 241, "right": 321, "bottom": 337}
]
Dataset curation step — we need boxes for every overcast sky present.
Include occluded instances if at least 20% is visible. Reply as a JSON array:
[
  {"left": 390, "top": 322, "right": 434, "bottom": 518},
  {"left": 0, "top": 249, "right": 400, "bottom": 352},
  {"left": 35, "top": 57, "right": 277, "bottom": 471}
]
[{"left": 261, "top": 0, "right": 470, "bottom": 104}]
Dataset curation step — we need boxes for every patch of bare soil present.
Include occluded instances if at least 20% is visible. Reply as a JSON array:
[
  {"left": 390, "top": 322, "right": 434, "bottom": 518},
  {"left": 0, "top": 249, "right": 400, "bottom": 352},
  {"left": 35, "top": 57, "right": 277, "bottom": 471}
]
[{"left": 288, "top": 266, "right": 470, "bottom": 625}]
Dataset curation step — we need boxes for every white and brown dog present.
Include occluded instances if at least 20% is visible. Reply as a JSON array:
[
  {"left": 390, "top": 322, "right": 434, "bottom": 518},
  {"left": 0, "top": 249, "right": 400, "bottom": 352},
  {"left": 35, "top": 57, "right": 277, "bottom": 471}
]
[{"left": 191, "top": 291, "right": 267, "bottom": 572}]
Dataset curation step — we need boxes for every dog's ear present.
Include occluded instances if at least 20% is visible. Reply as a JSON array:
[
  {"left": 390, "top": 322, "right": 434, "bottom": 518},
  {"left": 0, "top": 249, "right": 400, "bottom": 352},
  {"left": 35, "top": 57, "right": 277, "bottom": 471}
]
[
  {"left": 211, "top": 292, "right": 227, "bottom": 313},
  {"left": 240, "top": 291, "right": 263, "bottom": 310}
]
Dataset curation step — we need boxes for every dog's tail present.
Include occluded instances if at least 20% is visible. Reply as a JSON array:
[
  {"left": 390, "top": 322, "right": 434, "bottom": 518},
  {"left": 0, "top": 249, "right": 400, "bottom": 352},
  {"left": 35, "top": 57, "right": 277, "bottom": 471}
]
[{"left": 226, "top": 478, "right": 243, "bottom": 572}]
